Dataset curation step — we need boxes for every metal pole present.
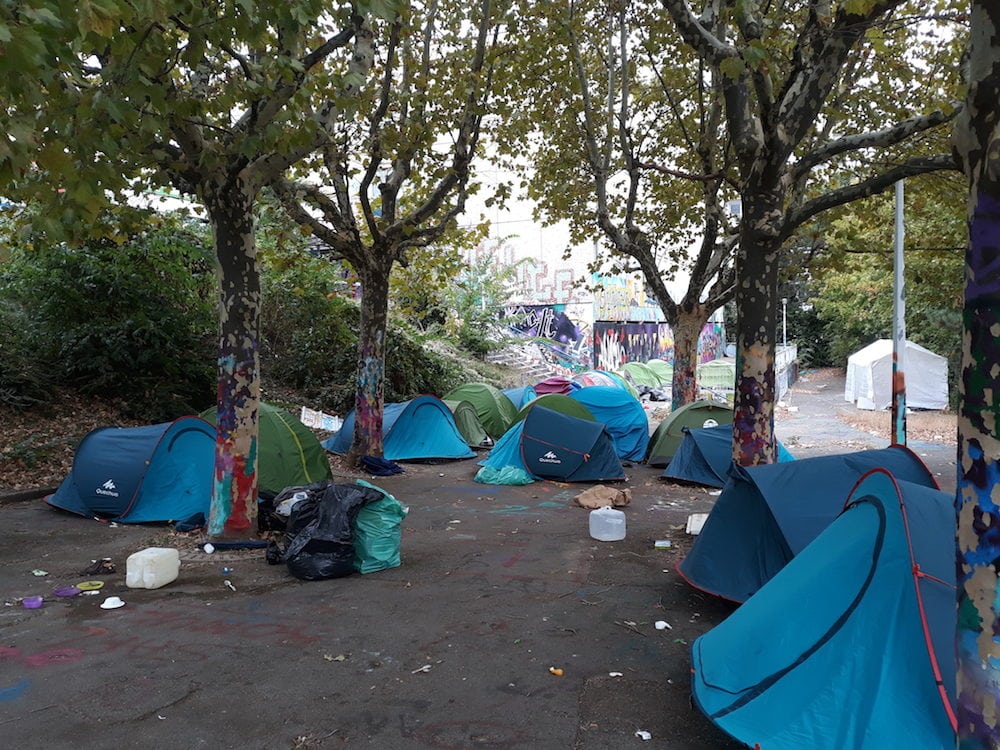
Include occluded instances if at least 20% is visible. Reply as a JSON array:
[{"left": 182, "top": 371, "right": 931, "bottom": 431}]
[
  {"left": 781, "top": 298, "right": 787, "bottom": 348},
  {"left": 891, "top": 180, "right": 907, "bottom": 445}
]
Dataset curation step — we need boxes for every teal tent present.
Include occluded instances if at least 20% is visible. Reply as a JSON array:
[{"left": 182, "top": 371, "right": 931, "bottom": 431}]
[
  {"left": 475, "top": 405, "right": 624, "bottom": 484},
  {"left": 568, "top": 385, "right": 649, "bottom": 462},
  {"left": 691, "top": 469, "right": 956, "bottom": 749},
  {"left": 324, "top": 395, "right": 474, "bottom": 461},
  {"left": 45, "top": 417, "right": 215, "bottom": 523}
]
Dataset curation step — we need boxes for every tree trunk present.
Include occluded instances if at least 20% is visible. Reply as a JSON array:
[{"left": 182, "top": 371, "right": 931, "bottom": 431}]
[
  {"left": 955, "top": 3, "right": 1000, "bottom": 739},
  {"left": 348, "top": 262, "right": 390, "bottom": 462},
  {"left": 731, "top": 218, "right": 779, "bottom": 467},
  {"left": 671, "top": 304, "right": 710, "bottom": 409},
  {"left": 204, "top": 185, "right": 261, "bottom": 539}
]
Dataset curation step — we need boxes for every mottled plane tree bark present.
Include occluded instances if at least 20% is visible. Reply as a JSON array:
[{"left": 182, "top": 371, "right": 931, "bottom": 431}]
[
  {"left": 953, "top": 1, "right": 1000, "bottom": 744},
  {"left": 661, "top": 0, "right": 962, "bottom": 464},
  {"left": 1, "top": 2, "right": 383, "bottom": 537},
  {"left": 276, "top": 0, "right": 506, "bottom": 462}
]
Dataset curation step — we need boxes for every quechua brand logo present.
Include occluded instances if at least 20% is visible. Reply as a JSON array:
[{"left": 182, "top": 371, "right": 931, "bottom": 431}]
[
  {"left": 539, "top": 450, "right": 561, "bottom": 464},
  {"left": 95, "top": 479, "right": 119, "bottom": 497}
]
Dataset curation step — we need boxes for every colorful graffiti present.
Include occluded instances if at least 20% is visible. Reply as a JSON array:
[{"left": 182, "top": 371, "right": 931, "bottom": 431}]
[
  {"left": 592, "top": 321, "right": 725, "bottom": 371},
  {"left": 501, "top": 304, "right": 592, "bottom": 367}
]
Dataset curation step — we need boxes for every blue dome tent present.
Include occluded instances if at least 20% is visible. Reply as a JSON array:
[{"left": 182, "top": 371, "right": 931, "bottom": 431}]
[
  {"left": 323, "top": 395, "right": 474, "bottom": 462},
  {"left": 662, "top": 424, "right": 794, "bottom": 488},
  {"left": 567, "top": 385, "right": 649, "bottom": 462},
  {"left": 677, "top": 445, "right": 938, "bottom": 602},
  {"left": 45, "top": 417, "right": 215, "bottom": 523},
  {"left": 691, "top": 469, "right": 956, "bottom": 749},
  {"left": 475, "top": 405, "right": 624, "bottom": 484}
]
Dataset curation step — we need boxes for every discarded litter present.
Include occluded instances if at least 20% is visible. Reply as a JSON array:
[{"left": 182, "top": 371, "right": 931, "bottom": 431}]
[
  {"left": 685, "top": 513, "right": 709, "bottom": 535},
  {"left": 126, "top": 547, "right": 180, "bottom": 590},
  {"left": 548, "top": 667, "right": 564, "bottom": 676},
  {"left": 635, "top": 730, "right": 652, "bottom": 740},
  {"left": 53, "top": 586, "right": 81, "bottom": 598},
  {"left": 654, "top": 621, "right": 672, "bottom": 630},
  {"left": 80, "top": 558, "right": 115, "bottom": 575},
  {"left": 224, "top": 580, "right": 237, "bottom": 592},
  {"left": 203, "top": 543, "right": 215, "bottom": 554},
  {"left": 654, "top": 539, "right": 672, "bottom": 549},
  {"left": 31, "top": 569, "right": 48, "bottom": 577},
  {"left": 609, "top": 672, "right": 623, "bottom": 678},
  {"left": 411, "top": 664, "right": 432, "bottom": 674},
  {"left": 22, "top": 596, "right": 43, "bottom": 609},
  {"left": 76, "top": 580, "right": 104, "bottom": 591},
  {"left": 100, "top": 596, "right": 126, "bottom": 610}
]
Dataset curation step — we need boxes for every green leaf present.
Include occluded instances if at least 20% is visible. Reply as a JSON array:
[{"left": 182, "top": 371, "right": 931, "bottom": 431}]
[{"left": 720, "top": 56, "right": 745, "bottom": 81}]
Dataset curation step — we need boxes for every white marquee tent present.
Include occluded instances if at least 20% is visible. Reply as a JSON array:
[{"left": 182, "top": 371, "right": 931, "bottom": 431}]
[{"left": 844, "top": 339, "right": 948, "bottom": 411}]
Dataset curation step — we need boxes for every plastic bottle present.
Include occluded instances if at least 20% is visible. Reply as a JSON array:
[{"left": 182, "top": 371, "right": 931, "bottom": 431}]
[
  {"left": 589, "top": 506, "right": 626, "bottom": 541},
  {"left": 125, "top": 547, "right": 181, "bottom": 589}
]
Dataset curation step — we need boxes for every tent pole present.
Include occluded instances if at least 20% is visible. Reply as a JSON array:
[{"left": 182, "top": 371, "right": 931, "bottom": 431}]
[{"left": 891, "top": 180, "right": 907, "bottom": 446}]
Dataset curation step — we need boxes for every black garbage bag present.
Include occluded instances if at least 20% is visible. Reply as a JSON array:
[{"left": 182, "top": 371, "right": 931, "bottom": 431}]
[{"left": 280, "top": 482, "right": 382, "bottom": 581}]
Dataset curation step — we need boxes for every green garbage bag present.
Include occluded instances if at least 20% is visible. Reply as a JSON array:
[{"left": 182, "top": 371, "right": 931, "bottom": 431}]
[
  {"left": 352, "top": 479, "right": 408, "bottom": 574},
  {"left": 473, "top": 465, "right": 535, "bottom": 485}
]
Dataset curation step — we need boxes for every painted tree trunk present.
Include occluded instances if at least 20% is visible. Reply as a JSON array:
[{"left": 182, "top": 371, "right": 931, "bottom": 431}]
[
  {"left": 671, "top": 305, "right": 709, "bottom": 410},
  {"left": 349, "top": 263, "right": 390, "bottom": 461},
  {"left": 732, "top": 232, "right": 779, "bottom": 466},
  {"left": 955, "top": 4, "right": 1000, "bottom": 744},
  {"left": 205, "top": 188, "right": 261, "bottom": 539}
]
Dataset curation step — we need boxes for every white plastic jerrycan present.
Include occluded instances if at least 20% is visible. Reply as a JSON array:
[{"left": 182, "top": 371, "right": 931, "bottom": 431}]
[
  {"left": 589, "top": 506, "right": 626, "bottom": 541},
  {"left": 126, "top": 547, "right": 181, "bottom": 589}
]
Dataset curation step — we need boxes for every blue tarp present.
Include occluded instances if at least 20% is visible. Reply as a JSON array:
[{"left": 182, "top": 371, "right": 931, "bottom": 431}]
[
  {"left": 662, "top": 424, "right": 794, "bottom": 488},
  {"left": 323, "top": 395, "right": 474, "bottom": 461},
  {"left": 677, "top": 445, "right": 938, "bottom": 602},
  {"left": 476, "top": 405, "right": 624, "bottom": 483},
  {"left": 567, "top": 385, "right": 649, "bottom": 462},
  {"left": 691, "top": 469, "right": 955, "bottom": 749},
  {"left": 45, "top": 417, "right": 215, "bottom": 523}
]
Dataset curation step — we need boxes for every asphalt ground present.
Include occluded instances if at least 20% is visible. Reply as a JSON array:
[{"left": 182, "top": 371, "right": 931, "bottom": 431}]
[{"left": 0, "top": 372, "right": 956, "bottom": 750}]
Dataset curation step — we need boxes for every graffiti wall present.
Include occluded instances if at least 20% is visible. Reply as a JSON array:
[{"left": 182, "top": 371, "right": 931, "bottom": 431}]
[
  {"left": 593, "top": 321, "right": 726, "bottom": 372},
  {"left": 501, "top": 303, "right": 592, "bottom": 368}
]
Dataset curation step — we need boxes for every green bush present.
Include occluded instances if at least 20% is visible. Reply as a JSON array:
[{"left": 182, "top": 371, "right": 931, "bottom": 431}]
[{"left": 0, "top": 216, "right": 216, "bottom": 419}]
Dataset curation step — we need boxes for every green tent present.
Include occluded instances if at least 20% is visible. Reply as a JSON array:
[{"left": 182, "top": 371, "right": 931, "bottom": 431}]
[
  {"left": 645, "top": 399, "right": 733, "bottom": 468},
  {"left": 514, "top": 393, "right": 596, "bottom": 424},
  {"left": 622, "top": 361, "right": 662, "bottom": 387},
  {"left": 645, "top": 359, "right": 673, "bottom": 384},
  {"left": 200, "top": 402, "right": 333, "bottom": 496},
  {"left": 443, "top": 383, "right": 518, "bottom": 439},
  {"left": 444, "top": 399, "right": 491, "bottom": 448}
]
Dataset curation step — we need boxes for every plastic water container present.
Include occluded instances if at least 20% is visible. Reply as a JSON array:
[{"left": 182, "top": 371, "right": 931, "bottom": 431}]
[
  {"left": 126, "top": 547, "right": 181, "bottom": 589},
  {"left": 589, "top": 506, "right": 626, "bottom": 541}
]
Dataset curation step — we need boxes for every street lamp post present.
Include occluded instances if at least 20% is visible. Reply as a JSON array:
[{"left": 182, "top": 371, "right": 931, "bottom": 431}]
[{"left": 781, "top": 297, "right": 787, "bottom": 348}]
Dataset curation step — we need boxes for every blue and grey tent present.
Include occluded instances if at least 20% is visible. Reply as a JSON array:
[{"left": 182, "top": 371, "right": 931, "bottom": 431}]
[
  {"left": 677, "top": 445, "right": 938, "bottom": 602},
  {"left": 567, "top": 385, "right": 649, "bottom": 462},
  {"left": 475, "top": 405, "right": 625, "bottom": 484},
  {"left": 662, "top": 424, "right": 794, "bottom": 488},
  {"left": 646, "top": 399, "right": 733, "bottom": 468},
  {"left": 691, "top": 469, "right": 956, "bottom": 749},
  {"left": 45, "top": 417, "right": 215, "bottom": 523},
  {"left": 323, "top": 395, "right": 474, "bottom": 462}
]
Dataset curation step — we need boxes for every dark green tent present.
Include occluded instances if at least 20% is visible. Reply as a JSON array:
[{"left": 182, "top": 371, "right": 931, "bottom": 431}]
[
  {"left": 200, "top": 402, "right": 333, "bottom": 496},
  {"left": 443, "top": 383, "right": 518, "bottom": 439},
  {"left": 444, "top": 399, "right": 491, "bottom": 448},
  {"left": 646, "top": 399, "right": 733, "bottom": 468}
]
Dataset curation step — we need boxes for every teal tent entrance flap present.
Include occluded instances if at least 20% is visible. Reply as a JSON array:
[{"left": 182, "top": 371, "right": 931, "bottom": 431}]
[
  {"left": 45, "top": 417, "right": 215, "bottom": 523},
  {"left": 677, "top": 445, "right": 938, "bottom": 602},
  {"left": 663, "top": 424, "right": 794, "bottom": 488},
  {"left": 691, "top": 469, "right": 956, "bottom": 749}
]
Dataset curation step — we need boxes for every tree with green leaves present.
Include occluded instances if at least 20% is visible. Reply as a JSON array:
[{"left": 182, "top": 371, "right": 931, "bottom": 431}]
[
  {"left": 493, "top": 1, "right": 739, "bottom": 408},
  {"left": 660, "top": 0, "right": 964, "bottom": 464},
  {"left": 274, "top": 0, "right": 507, "bottom": 461},
  {"left": 1, "top": 1, "right": 393, "bottom": 537},
  {"left": 954, "top": 1, "right": 1000, "bottom": 742}
]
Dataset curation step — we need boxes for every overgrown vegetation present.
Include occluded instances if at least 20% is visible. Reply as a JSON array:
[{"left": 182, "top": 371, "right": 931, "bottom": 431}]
[{"left": 0, "top": 207, "right": 515, "bottom": 419}]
